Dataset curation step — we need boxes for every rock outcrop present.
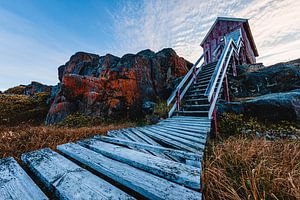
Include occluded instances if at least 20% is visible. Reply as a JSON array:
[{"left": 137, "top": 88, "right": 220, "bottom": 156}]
[
  {"left": 217, "top": 59, "right": 300, "bottom": 122},
  {"left": 218, "top": 90, "right": 300, "bottom": 121},
  {"left": 46, "top": 48, "right": 192, "bottom": 124},
  {"left": 229, "top": 59, "right": 300, "bottom": 98}
]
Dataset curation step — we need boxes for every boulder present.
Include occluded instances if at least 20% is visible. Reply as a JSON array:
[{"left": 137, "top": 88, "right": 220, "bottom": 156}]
[
  {"left": 218, "top": 90, "right": 300, "bottom": 121},
  {"left": 45, "top": 48, "right": 192, "bottom": 124},
  {"left": 229, "top": 60, "right": 300, "bottom": 98}
]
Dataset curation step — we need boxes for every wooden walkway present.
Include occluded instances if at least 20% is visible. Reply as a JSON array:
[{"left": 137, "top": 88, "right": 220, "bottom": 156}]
[{"left": 0, "top": 116, "right": 210, "bottom": 200}]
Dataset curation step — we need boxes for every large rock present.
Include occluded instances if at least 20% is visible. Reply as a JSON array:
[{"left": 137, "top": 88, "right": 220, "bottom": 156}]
[
  {"left": 218, "top": 90, "right": 300, "bottom": 121},
  {"left": 229, "top": 59, "right": 300, "bottom": 98},
  {"left": 46, "top": 48, "right": 192, "bottom": 124}
]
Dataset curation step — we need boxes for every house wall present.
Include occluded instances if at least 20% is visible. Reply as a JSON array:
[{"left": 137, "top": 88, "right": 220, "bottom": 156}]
[{"left": 202, "top": 21, "right": 256, "bottom": 64}]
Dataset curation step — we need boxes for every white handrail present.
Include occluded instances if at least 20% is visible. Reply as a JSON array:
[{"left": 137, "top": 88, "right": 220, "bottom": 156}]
[
  {"left": 167, "top": 54, "right": 204, "bottom": 106},
  {"left": 208, "top": 47, "right": 234, "bottom": 118},
  {"left": 167, "top": 54, "right": 204, "bottom": 117},
  {"left": 206, "top": 34, "right": 242, "bottom": 119},
  {"left": 205, "top": 29, "right": 242, "bottom": 102},
  {"left": 204, "top": 38, "right": 233, "bottom": 101}
]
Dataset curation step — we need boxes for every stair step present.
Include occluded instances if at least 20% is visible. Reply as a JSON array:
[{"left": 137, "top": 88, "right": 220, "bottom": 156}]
[
  {"left": 176, "top": 111, "right": 208, "bottom": 114},
  {"left": 191, "top": 84, "right": 208, "bottom": 89},
  {"left": 183, "top": 104, "right": 210, "bottom": 108},
  {"left": 196, "top": 76, "right": 211, "bottom": 82},
  {"left": 198, "top": 68, "right": 215, "bottom": 76},
  {"left": 194, "top": 80, "right": 211, "bottom": 85},
  {"left": 197, "top": 73, "right": 212, "bottom": 79},
  {"left": 185, "top": 98, "right": 208, "bottom": 102},
  {"left": 188, "top": 88, "right": 206, "bottom": 94}
]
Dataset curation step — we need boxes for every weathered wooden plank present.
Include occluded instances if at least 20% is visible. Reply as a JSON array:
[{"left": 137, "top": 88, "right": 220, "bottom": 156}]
[
  {"left": 131, "top": 128, "right": 181, "bottom": 162},
  {"left": 94, "top": 136, "right": 202, "bottom": 163},
  {"left": 57, "top": 143, "right": 201, "bottom": 200},
  {"left": 0, "top": 157, "right": 48, "bottom": 200},
  {"left": 78, "top": 139, "right": 201, "bottom": 190},
  {"left": 119, "top": 130, "right": 151, "bottom": 154},
  {"left": 129, "top": 128, "right": 162, "bottom": 146},
  {"left": 163, "top": 117, "right": 210, "bottom": 121},
  {"left": 160, "top": 122, "right": 211, "bottom": 128},
  {"left": 154, "top": 125, "right": 208, "bottom": 139},
  {"left": 111, "top": 131, "right": 130, "bottom": 140},
  {"left": 155, "top": 124, "right": 210, "bottom": 133},
  {"left": 123, "top": 129, "right": 173, "bottom": 160},
  {"left": 158, "top": 121, "right": 211, "bottom": 127},
  {"left": 21, "top": 148, "right": 134, "bottom": 200},
  {"left": 162, "top": 118, "right": 210, "bottom": 122},
  {"left": 144, "top": 127, "right": 205, "bottom": 151},
  {"left": 137, "top": 128, "right": 201, "bottom": 153},
  {"left": 149, "top": 126, "right": 207, "bottom": 144},
  {"left": 171, "top": 116, "right": 208, "bottom": 120}
]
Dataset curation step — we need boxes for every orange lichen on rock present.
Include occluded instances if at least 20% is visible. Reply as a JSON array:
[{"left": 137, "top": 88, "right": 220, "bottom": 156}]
[{"left": 46, "top": 48, "right": 192, "bottom": 124}]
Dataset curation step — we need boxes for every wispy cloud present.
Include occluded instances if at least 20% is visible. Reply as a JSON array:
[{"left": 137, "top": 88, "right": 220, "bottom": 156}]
[{"left": 111, "top": 0, "right": 300, "bottom": 65}]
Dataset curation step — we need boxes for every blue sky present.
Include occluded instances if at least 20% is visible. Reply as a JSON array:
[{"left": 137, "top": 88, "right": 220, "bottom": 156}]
[{"left": 0, "top": 0, "right": 300, "bottom": 91}]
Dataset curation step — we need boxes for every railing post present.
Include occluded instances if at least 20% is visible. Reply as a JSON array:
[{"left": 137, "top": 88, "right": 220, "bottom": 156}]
[
  {"left": 176, "top": 89, "right": 181, "bottom": 111},
  {"left": 210, "top": 95, "right": 218, "bottom": 136},
  {"left": 223, "top": 74, "right": 230, "bottom": 102},
  {"left": 193, "top": 67, "right": 197, "bottom": 83}
]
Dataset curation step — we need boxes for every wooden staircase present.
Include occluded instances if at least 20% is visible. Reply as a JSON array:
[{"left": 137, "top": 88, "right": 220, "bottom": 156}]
[
  {"left": 0, "top": 28, "right": 243, "bottom": 200},
  {"left": 175, "top": 61, "right": 218, "bottom": 117}
]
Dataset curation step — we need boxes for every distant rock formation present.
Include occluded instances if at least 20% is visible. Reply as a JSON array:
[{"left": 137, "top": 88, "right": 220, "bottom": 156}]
[
  {"left": 45, "top": 48, "right": 192, "bottom": 125},
  {"left": 5, "top": 81, "right": 52, "bottom": 95}
]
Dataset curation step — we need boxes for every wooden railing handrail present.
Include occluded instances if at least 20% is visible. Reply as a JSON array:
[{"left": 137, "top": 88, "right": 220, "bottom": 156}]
[{"left": 205, "top": 31, "right": 242, "bottom": 119}]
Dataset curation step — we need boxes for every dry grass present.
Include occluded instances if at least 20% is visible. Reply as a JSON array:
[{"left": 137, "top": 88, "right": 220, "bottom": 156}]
[
  {"left": 203, "top": 137, "right": 300, "bottom": 200},
  {"left": 0, "top": 122, "right": 136, "bottom": 162}
]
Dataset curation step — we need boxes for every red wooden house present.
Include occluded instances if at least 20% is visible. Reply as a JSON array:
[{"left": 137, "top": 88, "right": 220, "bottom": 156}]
[{"left": 200, "top": 17, "right": 259, "bottom": 64}]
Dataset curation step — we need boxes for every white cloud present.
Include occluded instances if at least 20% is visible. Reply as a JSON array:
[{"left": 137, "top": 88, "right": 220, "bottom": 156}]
[{"left": 111, "top": 0, "right": 300, "bottom": 65}]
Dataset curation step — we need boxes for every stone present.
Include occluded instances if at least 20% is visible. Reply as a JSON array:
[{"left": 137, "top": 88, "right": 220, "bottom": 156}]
[{"left": 142, "top": 100, "right": 156, "bottom": 115}]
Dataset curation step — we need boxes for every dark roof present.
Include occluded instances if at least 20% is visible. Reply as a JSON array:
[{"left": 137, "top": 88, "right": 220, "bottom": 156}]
[{"left": 200, "top": 17, "right": 259, "bottom": 57}]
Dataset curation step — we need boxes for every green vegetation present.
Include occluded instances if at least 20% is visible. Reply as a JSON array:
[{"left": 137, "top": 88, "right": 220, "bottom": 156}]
[
  {"left": 153, "top": 100, "right": 169, "bottom": 118},
  {"left": 0, "top": 93, "right": 50, "bottom": 125},
  {"left": 4, "top": 85, "right": 26, "bottom": 94},
  {"left": 57, "top": 112, "right": 113, "bottom": 128},
  {"left": 218, "top": 113, "right": 300, "bottom": 139}
]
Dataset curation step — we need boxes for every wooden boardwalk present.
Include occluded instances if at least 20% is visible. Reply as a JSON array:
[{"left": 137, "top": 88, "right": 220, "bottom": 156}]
[{"left": 0, "top": 116, "right": 210, "bottom": 200}]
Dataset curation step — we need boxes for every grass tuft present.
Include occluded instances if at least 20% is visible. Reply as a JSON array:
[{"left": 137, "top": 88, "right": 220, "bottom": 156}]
[
  {"left": 0, "top": 122, "right": 136, "bottom": 162},
  {"left": 203, "top": 137, "right": 300, "bottom": 199}
]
